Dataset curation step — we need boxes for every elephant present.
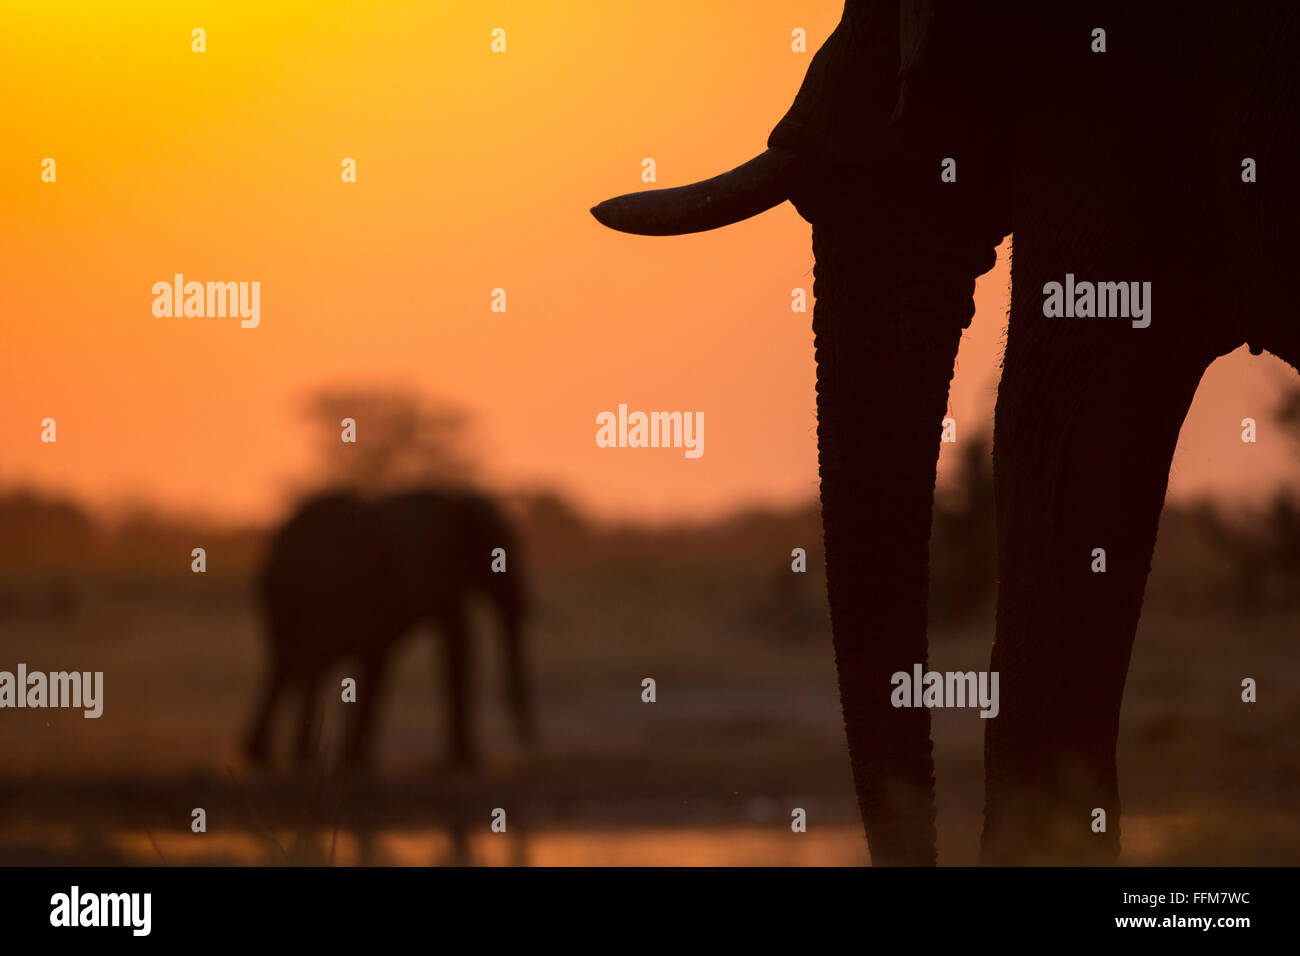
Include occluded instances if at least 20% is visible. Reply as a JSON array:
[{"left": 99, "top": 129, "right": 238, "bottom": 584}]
[
  {"left": 592, "top": 0, "right": 1300, "bottom": 864},
  {"left": 243, "top": 488, "right": 535, "bottom": 772}
]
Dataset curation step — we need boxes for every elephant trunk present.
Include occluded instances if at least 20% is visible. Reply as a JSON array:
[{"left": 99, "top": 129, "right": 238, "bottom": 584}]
[
  {"left": 588, "top": 0, "right": 1005, "bottom": 864},
  {"left": 811, "top": 179, "right": 996, "bottom": 864}
]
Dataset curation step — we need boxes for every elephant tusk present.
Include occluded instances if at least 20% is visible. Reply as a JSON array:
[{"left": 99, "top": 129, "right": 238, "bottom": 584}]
[{"left": 590, "top": 148, "right": 796, "bottom": 236}]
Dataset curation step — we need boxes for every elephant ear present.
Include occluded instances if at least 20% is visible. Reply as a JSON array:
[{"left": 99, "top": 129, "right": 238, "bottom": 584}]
[
  {"left": 766, "top": 0, "right": 902, "bottom": 171},
  {"left": 892, "top": 0, "right": 938, "bottom": 128},
  {"left": 891, "top": 1, "right": 1015, "bottom": 152},
  {"left": 770, "top": 0, "right": 1009, "bottom": 168},
  {"left": 765, "top": 0, "right": 1010, "bottom": 227}
]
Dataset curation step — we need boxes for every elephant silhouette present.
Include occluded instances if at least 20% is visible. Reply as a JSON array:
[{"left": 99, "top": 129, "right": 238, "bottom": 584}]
[
  {"left": 243, "top": 488, "right": 535, "bottom": 771},
  {"left": 594, "top": 1, "right": 1300, "bottom": 863}
]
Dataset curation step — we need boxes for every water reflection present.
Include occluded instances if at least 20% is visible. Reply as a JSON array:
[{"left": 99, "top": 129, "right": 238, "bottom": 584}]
[
  {"left": 105, "top": 825, "right": 871, "bottom": 866},
  {"left": 7, "top": 811, "right": 1290, "bottom": 865}
]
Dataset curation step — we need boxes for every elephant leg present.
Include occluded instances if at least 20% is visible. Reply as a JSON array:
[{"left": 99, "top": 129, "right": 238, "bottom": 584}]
[
  {"left": 294, "top": 673, "right": 324, "bottom": 766},
  {"left": 441, "top": 606, "right": 477, "bottom": 769},
  {"left": 244, "top": 654, "right": 288, "bottom": 766},
  {"left": 982, "top": 338, "right": 1209, "bottom": 864},
  {"left": 343, "top": 654, "right": 389, "bottom": 772},
  {"left": 500, "top": 601, "right": 535, "bottom": 745}
]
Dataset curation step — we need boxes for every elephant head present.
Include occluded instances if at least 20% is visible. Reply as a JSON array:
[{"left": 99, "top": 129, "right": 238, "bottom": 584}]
[{"left": 592, "top": 0, "right": 1008, "bottom": 864}]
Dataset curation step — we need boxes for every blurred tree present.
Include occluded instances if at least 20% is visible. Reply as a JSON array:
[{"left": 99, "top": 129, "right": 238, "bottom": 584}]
[{"left": 301, "top": 387, "right": 478, "bottom": 494}]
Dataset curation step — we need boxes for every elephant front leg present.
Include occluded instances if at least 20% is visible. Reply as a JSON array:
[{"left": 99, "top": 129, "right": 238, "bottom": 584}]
[
  {"left": 983, "top": 338, "right": 1209, "bottom": 864},
  {"left": 440, "top": 605, "right": 478, "bottom": 770},
  {"left": 343, "top": 653, "right": 390, "bottom": 774},
  {"left": 812, "top": 219, "right": 995, "bottom": 866},
  {"left": 243, "top": 655, "right": 288, "bottom": 766},
  {"left": 294, "top": 676, "right": 324, "bottom": 767}
]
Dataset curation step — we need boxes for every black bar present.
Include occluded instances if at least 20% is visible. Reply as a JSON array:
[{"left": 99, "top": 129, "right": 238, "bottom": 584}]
[{"left": 1, "top": 865, "right": 1280, "bottom": 942}]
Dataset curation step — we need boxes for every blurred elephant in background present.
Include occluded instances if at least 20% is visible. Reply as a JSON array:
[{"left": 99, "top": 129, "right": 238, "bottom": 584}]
[
  {"left": 594, "top": 0, "right": 1300, "bottom": 863},
  {"left": 243, "top": 489, "right": 535, "bottom": 771}
]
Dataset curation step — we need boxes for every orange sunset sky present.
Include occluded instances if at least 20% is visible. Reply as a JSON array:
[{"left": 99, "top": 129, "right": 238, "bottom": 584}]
[{"left": 2, "top": 0, "right": 1296, "bottom": 525}]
